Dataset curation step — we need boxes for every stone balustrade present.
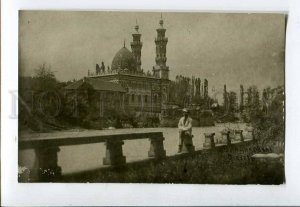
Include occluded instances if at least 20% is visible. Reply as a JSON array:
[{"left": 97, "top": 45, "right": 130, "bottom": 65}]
[
  {"left": 247, "top": 127, "right": 255, "bottom": 140},
  {"left": 221, "top": 130, "right": 231, "bottom": 145},
  {"left": 19, "top": 132, "right": 166, "bottom": 182},
  {"left": 148, "top": 136, "right": 167, "bottom": 158},
  {"left": 19, "top": 126, "right": 255, "bottom": 182},
  {"left": 103, "top": 139, "right": 126, "bottom": 165},
  {"left": 234, "top": 130, "right": 244, "bottom": 142},
  {"left": 203, "top": 133, "right": 215, "bottom": 149}
]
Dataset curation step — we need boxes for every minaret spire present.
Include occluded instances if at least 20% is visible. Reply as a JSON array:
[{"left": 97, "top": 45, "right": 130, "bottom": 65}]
[
  {"left": 153, "top": 14, "right": 169, "bottom": 80},
  {"left": 134, "top": 19, "right": 139, "bottom": 33},
  {"left": 131, "top": 19, "right": 143, "bottom": 72},
  {"left": 159, "top": 13, "right": 164, "bottom": 27}
]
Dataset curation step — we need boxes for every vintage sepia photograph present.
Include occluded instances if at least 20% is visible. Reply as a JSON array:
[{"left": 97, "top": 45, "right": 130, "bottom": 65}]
[{"left": 18, "top": 11, "right": 285, "bottom": 184}]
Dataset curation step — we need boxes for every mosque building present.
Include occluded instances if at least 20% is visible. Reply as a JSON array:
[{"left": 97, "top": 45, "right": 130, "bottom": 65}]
[{"left": 66, "top": 16, "right": 171, "bottom": 117}]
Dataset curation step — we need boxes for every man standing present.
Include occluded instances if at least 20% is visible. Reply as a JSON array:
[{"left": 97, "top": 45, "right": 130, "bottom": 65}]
[{"left": 178, "top": 108, "right": 193, "bottom": 153}]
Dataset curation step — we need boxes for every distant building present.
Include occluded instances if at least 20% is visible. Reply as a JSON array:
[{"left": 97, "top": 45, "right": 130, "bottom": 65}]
[{"left": 65, "top": 78, "right": 126, "bottom": 117}]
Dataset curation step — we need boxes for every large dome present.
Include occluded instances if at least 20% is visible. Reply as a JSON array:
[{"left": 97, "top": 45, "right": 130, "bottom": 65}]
[{"left": 111, "top": 47, "right": 137, "bottom": 72}]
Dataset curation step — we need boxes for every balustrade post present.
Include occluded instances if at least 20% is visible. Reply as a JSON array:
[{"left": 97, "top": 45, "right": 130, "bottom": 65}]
[
  {"left": 247, "top": 127, "right": 255, "bottom": 140},
  {"left": 221, "top": 130, "right": 231, "bottom": 145},
  {"left": 103, "top": 139, "right": 126, "bottom": 165},
  {"left": 32, "top": 146, "right": 62, "bottom": 182},
  {"left": 148, "top": 136, "right": 166, "bottom": 159},
  {"left": 234, "top": 129, "right": 244, "bottom": 142},
  {"left": 203, "top": 133, "right": 215, "bottom": 149}
]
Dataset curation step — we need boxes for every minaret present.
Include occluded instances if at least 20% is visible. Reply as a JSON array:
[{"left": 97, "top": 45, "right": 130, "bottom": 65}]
[
  {"left": 131, "top": 20, "right": 143, "bottom": 72},
  {"left": 153, "top": 14, "right": 169, "bottom": 79}
]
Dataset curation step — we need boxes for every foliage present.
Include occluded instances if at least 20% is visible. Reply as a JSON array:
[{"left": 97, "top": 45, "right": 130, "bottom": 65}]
[
  {"left": 64, "top": 142, "right": 284, "bottom": 184},
  {"left": 19, "top": 64, "right": 70, "bottom": 132},
  {"left": 219, "top": 87, "right": 239, "bottom": 123},
  {"left": 246, "top": 86, "right": 284, "bottom": 153},
  {"left": 228, "top": 91, "right": 238, "bottom": 113},
  {"left": 160, "top": 117, "right": 178, "bottom": 127},
  {"left": 138, "top": 115, "right": 160, "bottom": 128},
  {"left": 217, "top": 112, "right": 239, "bottom": 123},
  {"left": 168, "top": 75, "right": 210, "bottom": 108},
  {"left": 70, "top": 106, "right": 161, "bottom": 129},
  {"left": 198, "top": 110, "right": 215, "bottom": 126},
  {"left": 33, "top": 63, "right": 57, "bottom": 90},
  {"left": 169, "top": 78, "right": 190, "bottom": 107},
  {"left": 160, "top": 110, "right": 214, "bottom": 127}
]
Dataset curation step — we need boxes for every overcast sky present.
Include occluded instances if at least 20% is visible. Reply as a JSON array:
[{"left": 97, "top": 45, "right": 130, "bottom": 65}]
[{"left": 19, "top": 11, "right": 285, "bottom": 94}]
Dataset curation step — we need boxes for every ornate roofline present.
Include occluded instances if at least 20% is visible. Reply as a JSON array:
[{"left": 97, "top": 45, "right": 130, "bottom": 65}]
[{"left": 87, "top": 71, "right": 165, "bottom": 80}]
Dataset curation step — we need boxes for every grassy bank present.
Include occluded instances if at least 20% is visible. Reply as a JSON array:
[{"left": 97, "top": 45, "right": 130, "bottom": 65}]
[{"left": 64, "top": 141, "right": 284, "bottom": 184}]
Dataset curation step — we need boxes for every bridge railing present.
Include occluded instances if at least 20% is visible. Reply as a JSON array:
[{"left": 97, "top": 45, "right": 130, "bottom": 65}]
[
  {"left": 19, "top": 132, "right": 166, "bottom": 182},
  {"left": 19, "top": 128, "right": 255, "bottom": 182}
]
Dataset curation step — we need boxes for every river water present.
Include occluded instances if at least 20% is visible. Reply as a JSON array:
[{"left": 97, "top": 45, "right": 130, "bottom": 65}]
[{"left": 19, "top": 123, "right": 250, "bottom": 175}]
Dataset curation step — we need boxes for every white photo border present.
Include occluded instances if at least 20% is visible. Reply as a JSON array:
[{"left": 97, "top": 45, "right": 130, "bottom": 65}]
[{"left": 2, "top": 0, "right": 300, "bottom": 206}]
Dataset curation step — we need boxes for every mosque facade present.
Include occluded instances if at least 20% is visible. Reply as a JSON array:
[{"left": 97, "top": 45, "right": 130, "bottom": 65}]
[{"left": 66, "top": 17, "right": 171, "bottom": 117}]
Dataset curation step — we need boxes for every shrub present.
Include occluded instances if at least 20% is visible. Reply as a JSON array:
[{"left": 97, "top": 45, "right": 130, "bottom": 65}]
[{"left": 250, "top": 86, "right": 284, "bottom": 153}]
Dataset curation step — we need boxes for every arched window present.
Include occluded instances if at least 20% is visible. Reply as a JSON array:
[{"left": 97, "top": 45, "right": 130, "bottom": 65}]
[
  {"left": 145, "top": 95, "right": 148, "bottom": 103},
  {"left": 131, "top": 94, "right": 135, "bottom": 102}
]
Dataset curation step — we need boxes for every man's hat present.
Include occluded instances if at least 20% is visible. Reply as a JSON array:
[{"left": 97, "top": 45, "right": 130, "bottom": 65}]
[{"left": 182, "top": 108, "right": 189, "bottom": 113}]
